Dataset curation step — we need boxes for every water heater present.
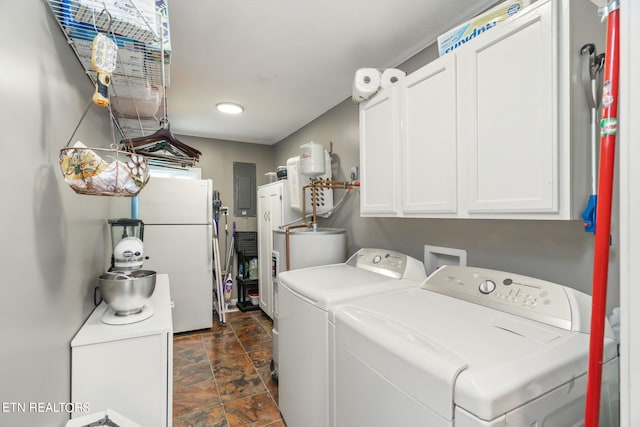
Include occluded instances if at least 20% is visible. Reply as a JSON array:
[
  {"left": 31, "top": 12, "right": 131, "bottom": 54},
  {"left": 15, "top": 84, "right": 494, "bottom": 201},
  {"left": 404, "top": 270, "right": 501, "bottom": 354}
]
[{"left": 271, "top": 227, "right": 347, "bottom": 378}]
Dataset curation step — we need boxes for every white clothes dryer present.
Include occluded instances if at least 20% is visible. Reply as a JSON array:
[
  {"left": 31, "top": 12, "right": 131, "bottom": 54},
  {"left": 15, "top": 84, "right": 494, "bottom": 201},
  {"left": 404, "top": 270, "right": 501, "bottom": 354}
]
[
  {"left": 333, "top": 265, "right": 620, "bottom": 427},
  {"left": 277, "top": 248, "right": 427, "bottom": 427}
]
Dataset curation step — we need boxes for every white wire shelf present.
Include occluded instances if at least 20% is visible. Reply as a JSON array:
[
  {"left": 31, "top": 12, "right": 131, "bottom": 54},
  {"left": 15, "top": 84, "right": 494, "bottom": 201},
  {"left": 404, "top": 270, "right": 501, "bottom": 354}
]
[{"left": 45, "top": 0, "right": 171, "bottom": 138}]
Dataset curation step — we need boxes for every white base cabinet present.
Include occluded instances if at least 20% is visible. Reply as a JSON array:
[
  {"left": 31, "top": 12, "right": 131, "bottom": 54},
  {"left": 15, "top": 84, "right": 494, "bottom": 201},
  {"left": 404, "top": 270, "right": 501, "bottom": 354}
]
[
  {"left": 70, "top": 274, "right": 173, "bottom": 427},
  {"left": 359, "top": 0, "right": 604, "bottom": 220},
  {"left": 257, "top": 181, "right": 298, "bottom": 318}
]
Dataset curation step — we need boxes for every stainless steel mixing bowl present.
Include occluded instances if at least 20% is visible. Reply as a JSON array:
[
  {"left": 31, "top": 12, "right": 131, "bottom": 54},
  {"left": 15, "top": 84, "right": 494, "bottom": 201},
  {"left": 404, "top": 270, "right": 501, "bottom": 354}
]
[{"left": 99, "top": 270, "right": 157, "bottom": 316}]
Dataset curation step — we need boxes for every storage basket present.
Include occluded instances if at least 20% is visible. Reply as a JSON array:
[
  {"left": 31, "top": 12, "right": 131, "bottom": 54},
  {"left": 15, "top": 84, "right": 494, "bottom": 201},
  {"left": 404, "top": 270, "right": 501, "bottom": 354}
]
[
  {"left": 248, "top": 290, "right": 259, "bottom": 306},
  {"left": 59, "top": 144, "right": 150, "bottom": 196},
  {"left": 235, "top": 231, "right": 258, "bottom": 256}
]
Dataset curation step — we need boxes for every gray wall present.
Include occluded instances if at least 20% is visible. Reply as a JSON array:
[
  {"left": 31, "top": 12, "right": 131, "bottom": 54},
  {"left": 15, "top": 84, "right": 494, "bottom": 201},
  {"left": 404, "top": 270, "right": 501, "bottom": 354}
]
[
  {"left": 0, "top": 2, "right": 118, "bottom": 426},
  {"left": 175, "top": 134, "right": 275, "bottom": 267},
  {"left": 274, "top": 44, "right": 620, "bottom": 310},
  {"left": 107, "top": 134, "right": 274, "bottom": 269},
  {"left": 177, "top": 134, "right": 275, "bottom": 233}
]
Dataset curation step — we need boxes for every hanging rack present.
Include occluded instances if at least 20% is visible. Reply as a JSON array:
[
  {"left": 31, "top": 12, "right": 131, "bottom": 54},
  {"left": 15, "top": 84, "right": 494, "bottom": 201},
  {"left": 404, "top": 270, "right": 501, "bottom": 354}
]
[
  {"left": 47, "top": 0, "right": 198, "bottom": 172},
  {"left": 45, "top": 0, "right": 159, "bottom": 196},
  {"left": 45, "top": 0, "right": 126, "bottom": 139},
  {"left": 44, "top": 0, "right": 173, "bottom": 147}
]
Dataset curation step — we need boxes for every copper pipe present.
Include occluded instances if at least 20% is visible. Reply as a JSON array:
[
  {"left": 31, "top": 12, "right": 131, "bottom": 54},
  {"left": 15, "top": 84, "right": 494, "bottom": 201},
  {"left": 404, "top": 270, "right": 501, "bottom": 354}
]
[
  {"left": 301, "top": 179, "right": 360, "bottom": 227},
  {"left": 301, "top": 182, "right": 321, "bottom": 227},
  {"left": 301, "top": 181, "right": 323, "bottom": 226},
  {"left": 321, "top": 180, "right": 351, "bottom": 186},
  {"left": 311, "top": 180, "right": 359, "bottom": 189},
  {"left": 285, "top": 224, "right": 309, "bottom": 271},
  {"left": 301, "top": 183, "right": 312, "bottom": 226},
  {"left": 311, "top": 184, "right": 318, "bottom": 227},
  {"left": 283, "top": 174, "right": 360, "bottom": 271}
]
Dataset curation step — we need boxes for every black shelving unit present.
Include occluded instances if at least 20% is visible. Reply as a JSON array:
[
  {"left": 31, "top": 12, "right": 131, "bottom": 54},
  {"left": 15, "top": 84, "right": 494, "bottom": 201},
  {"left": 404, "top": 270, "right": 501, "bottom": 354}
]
[
  {"left": 235, "top": 231, "right": 260, "bottom": 312},
  {"left": 236, "top": 277, "right": 259, "bottom": 312}
]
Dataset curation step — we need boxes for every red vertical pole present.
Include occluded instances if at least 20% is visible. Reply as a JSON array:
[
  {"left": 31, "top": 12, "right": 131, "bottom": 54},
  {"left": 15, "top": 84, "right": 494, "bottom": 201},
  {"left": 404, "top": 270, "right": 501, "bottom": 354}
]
[{"left": 585, "top": 4, "right": 619, "bottom": 427}]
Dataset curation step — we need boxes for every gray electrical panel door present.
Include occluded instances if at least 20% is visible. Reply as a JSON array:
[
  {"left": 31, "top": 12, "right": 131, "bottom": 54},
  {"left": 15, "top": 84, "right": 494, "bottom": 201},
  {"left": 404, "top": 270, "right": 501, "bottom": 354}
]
[{"left": 234, "top": 162, "right": 256, "bottom": 217}]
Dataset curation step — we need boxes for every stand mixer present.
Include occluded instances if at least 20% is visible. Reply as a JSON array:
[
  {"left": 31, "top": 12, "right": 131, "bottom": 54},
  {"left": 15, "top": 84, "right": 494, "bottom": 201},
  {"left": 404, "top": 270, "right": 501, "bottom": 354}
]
[{"left": 101, "top": 219, "right": 155, "bottom": 324}]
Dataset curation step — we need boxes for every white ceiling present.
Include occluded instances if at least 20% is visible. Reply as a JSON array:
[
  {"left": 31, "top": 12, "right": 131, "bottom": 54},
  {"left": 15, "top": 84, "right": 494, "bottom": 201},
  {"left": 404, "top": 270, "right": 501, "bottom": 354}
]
[{"left": 166, "top": 0, "right": 497, "bottom": 145}]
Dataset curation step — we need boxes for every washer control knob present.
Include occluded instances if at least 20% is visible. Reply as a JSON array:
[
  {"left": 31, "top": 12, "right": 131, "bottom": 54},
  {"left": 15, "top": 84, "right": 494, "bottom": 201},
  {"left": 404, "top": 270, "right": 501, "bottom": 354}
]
[{"left": 479, "top": 280, "right": 496, "bottom": 294}]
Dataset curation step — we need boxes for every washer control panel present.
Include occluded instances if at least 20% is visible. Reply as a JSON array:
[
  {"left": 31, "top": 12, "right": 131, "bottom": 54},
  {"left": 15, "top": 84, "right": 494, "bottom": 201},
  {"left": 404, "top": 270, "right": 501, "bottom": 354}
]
[
  {"left": 422, "top": 265, "right": 574, "bottom": 330},
  {"left": 347, "top": 248, "right": 409, "bottom": 279}
]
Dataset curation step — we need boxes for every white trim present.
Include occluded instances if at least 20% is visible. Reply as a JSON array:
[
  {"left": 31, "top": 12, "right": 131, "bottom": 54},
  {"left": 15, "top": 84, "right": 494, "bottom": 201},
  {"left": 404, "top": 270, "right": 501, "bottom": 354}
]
[{"left": 618, "top": 1, "right": 639, "bottom": 425}]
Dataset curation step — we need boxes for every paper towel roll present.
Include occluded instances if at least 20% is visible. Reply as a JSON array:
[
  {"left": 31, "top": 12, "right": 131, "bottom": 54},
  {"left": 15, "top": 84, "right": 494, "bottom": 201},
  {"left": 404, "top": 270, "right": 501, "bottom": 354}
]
[
  {"left": 352, "top": 68, "right": 381, "bottom": 103},
  {"left": 380, "top": 68, "right": 407, "bottom": 88}
]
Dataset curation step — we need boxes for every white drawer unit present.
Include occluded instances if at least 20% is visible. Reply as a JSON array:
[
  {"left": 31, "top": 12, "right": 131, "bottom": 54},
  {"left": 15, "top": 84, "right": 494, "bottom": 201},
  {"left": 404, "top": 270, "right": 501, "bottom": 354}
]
[{"left": 70, "top": 274, "right": 173, "bottom": 427}]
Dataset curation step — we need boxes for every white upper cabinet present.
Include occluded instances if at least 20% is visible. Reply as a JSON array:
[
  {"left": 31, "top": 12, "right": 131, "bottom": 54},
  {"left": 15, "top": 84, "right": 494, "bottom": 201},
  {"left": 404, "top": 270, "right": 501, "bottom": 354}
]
[
  {"left": 360, "top": 55, "right": 457, "bottom": 217},
  {"left": 360, "top": 86, "right": 401, "bottom": 216},
  {"left": 402, "top": 53, "right": 458, "bottom": 216},
  {"left": 359, "top": 0, "right": 603, "bottom": 220},
  {"left": 457, "top": 1, "right": 555, "bottom": 215}
]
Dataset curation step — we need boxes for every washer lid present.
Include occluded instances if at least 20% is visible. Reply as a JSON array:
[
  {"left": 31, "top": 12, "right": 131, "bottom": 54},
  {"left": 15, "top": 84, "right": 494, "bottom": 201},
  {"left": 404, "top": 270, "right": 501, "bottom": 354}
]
[
  {"left": 336, "top": 300, "right": 468, "bottom": 422},
  {"left": 278, "top": 264, "right": 421, "bottom": 311},
  {"left": 335, "top": 287, "right": 617, "bottom": 422}
]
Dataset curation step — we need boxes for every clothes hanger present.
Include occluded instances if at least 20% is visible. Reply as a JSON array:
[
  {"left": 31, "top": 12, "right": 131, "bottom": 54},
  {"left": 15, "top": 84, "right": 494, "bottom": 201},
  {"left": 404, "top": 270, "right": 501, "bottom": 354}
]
[
  {"left": 124, "top": 118, "right": 201, "bottom": 158},
  {"left": 121, "top": 120, "right": 201, "bottom": 167}
]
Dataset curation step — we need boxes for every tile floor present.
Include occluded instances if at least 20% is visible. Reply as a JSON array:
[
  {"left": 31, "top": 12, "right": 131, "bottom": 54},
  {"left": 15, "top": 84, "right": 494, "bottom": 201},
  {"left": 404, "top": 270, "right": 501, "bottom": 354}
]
[{"left": 172, "top": 309, "right": 284, "bottom": 427}]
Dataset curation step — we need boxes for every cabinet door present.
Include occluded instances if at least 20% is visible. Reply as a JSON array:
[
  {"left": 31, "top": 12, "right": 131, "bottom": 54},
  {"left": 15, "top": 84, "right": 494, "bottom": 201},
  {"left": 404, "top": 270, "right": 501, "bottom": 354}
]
[
  {"left": 401, "top": 53, "right": 458, "bottom": 215},
  {"left": 359, "top": 86, "right": 400, "bottom": 216},
  {"left": 257, "top": 187, "right": 274, "bottom": 316},
  {"left": 72, "top": 333, "right": 170, "bottom": 426},
  {"left": 265, "top": 192, "right": 283, "bottom": 316},
  {"left": 458, "top": 1, "right": 556, "bottom": 214},
  {"left": 257, "top": 185, "right": 285, "bottom": 318}
]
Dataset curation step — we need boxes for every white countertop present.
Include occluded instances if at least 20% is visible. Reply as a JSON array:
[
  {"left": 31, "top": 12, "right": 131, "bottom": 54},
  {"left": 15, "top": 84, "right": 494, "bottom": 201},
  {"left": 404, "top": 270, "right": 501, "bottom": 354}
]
[{"left": 71, "top": 274, "right": 173, "bottom": 347}]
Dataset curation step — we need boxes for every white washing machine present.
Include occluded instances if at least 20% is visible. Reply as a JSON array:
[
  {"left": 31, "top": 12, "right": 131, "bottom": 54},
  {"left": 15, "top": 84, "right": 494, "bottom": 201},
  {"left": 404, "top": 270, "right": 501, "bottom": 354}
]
[
  {"left": 334, "top": 265, "right": 620, "bottom": 427},
  {"left": 277, "top": 248, "right": 427, "bottom": 427}
]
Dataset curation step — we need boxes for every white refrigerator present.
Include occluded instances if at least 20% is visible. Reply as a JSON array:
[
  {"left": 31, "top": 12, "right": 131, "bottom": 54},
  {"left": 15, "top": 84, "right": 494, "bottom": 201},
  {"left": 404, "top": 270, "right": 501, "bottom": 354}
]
[{"left": 130, "top": 177, "right": 213, "bottom": 333}]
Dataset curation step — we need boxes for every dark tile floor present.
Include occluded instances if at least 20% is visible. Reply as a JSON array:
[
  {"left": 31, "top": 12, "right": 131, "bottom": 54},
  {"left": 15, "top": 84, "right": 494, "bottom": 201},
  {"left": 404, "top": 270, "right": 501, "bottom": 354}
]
[{"left": 173, "top": 309, "right": 284, "bottom": 427}]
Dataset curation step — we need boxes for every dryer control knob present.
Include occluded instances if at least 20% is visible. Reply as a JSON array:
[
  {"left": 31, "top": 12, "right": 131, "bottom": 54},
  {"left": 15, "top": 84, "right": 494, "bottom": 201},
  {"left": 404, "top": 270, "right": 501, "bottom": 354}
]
[{"left": 479, "top": 280, "right": 496, "bottom": 294}]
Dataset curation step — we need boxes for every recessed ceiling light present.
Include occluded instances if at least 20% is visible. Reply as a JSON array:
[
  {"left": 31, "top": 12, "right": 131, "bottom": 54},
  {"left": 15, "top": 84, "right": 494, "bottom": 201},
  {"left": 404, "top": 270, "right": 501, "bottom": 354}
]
[{"left": 216, "top": 102, "right": 244, "bottom": 114}]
